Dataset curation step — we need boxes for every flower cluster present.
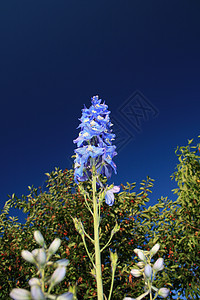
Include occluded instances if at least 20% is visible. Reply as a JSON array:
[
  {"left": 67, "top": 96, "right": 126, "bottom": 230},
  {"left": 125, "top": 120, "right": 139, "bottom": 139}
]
[
  {"left": 10, "top": 231, "right": 74, "bottom": 300},
  {"left": 73, "top": 95, "right": 117, "bottom": 183},
  {"left": 124, "top": 244, "right": 170, "bottom": 300}
]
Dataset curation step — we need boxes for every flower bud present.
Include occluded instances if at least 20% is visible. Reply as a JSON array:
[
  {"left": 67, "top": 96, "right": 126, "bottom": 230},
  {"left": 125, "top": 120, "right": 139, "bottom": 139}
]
[
  {"left": 32, "top": 249, "right": 39, "bottom": 257},
  {"left": 36, "top": 249, "right": 46, "bottom": 267},
  {"left": 124, "top": 290, "right": 150, "bottom": 300},
  {"left": 72, "top": 217, "right": 84, "bottom": 236},
  {"left": 137, "top": 250, "right": 146, "bottom": 262},
  {"left": 130, "top": 268, "right": 143, "bottom": 277},
  {"left": 111, "top": 222, "right": 120, "bottom": 235},
  {"left": 109, "top": 249, "right": 118, "bottom": 266},
  {"left": 21, "top": 250, "right": 36, "bottom": 264},
  {"left": 137, "top": 261, "right": 145, "bottom": 268},
  {"left": 150, "top": 243, "right": 160, "bottom": 256},
  {"left": 10, "top": 288, "right": 31, "bottom": 300},
  {"left": 57, "top": 292, "right": 74, "bottom": 300},
  {"left": 144, "top": 264, "right": 152, "bottom": 278},
  {"left": 56, "top": 259, "right": 69, "bottom": 267},
  {"left": 133, "top": 248, "right": 140, "bottom": 255},
  {"left": 50, "top": 267, "right": 66, "bottom": 287},
  {"left": 31, "top": 285, "right": 45, "bottom": 300},
  {"left": 153, "top": 257, "right": 164, "bottom": 272},
  {"left": 48, "top": 238, "right": 61, "bottom": 257},
  {"left": 68, "top": 284, "right": 77, "bottom": 297},
  {"left": 34, "top": 231, "right": 45, "bottom": 247},
  {"left": 158, "top": 287, "right": 170, "bottom": 298},
  {"left": 29, "top": 278, "right": 41, "bottom": 287}
]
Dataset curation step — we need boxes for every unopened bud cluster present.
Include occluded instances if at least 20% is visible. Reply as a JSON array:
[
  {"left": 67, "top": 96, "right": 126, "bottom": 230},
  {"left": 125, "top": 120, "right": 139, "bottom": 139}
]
[
  {"left": 124, "top": 243, "right": 170, "bottom": 300},
  {"left": 10, "top": 230, "right": 74, "bottom": 300}
]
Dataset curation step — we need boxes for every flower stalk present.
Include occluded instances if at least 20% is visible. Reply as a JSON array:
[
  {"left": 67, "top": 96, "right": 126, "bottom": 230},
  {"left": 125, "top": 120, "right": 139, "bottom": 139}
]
[
  {"left": 92, "top": 169, "right": 104, "bottom": 300},
  {"left": 73, "top": 96, "right": 120, "bottom": 299}
]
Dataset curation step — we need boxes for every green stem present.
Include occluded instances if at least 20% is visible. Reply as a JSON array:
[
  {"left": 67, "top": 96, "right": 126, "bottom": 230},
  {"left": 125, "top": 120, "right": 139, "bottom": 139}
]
[
  {"left": 152, "top": 292, "right": 158, "bottom": 300},
  {"left": 100, "top": 234, "right": 113, "bottom": 253},
  {"left": 82, "top": 229, "right": 94, "bottom": 244},
  {"left": 82, "top": 235, "right": 95, "bottom": 268},
  {"left": 41, "top": 269, "right": 45, "bottom": 293},
  {"left": 92, "top": 169, "right": 104, "bottom": 300},
  {"left": 45, "top": 294, "right": 56, "bottom": 299},
  {"left": 108, "top": 266, "right": 116, "bottom": 300},
  {"left": 83, "top": 193, "right": 94, "bottom": 216},
  {"left": 150, "top": 291, "right": 153, "bottom": 300},
  {"left": 148, "top": 282, "right": 152, "bottom": 300}
]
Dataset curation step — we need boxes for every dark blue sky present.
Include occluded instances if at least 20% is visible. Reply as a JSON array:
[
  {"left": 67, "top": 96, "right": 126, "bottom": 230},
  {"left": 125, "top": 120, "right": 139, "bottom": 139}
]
[{"left": 0, "top": 0, "right": 200, "bottom": 220}]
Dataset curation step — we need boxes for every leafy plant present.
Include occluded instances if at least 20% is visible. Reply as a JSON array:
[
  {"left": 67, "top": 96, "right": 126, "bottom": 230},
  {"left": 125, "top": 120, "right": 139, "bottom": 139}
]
[{"left": 0, "top": 137, "right": 199, "bottom": 299}]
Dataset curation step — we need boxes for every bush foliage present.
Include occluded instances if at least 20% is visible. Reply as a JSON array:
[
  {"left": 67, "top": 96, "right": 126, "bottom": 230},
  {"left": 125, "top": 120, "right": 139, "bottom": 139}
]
[{"left": 0, "top": 138, "right": 199, "bottom": 299}]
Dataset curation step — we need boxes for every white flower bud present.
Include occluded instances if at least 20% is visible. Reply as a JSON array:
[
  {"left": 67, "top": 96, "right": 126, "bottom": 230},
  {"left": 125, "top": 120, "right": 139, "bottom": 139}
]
[
  {"left": 130, "top": 268, "right": 143, "bottom": 277},
  {"left": 32, "top": 249, "right": 39, "bottom": 257},
  {"left": 57, "top": 292, "right": 74, "bottom": 300},
  {"left": 29, "top": 278, "right": 41, "bottom": 286},
  {"left": 48, "top": 238, "right": 61, "bottom": 257},
  {"left": 137, "top": 261, "right": 145, "bottom": 268},
  {"left": 150, "top": 243, "right": 160, "bottom": 256},
  {"left": 158, "top": 287, "right": 170, "bottom": 298},
  {"left": 31, "top": 285, "right": 45, "bottom": 300},
  {"left": 10, "top": 288, "right": 31, "bottom": 300},
  {"left": 144, "top": 264, "right": 152, "bottom": 278},
  {"left": 21, "top": 250, "right": 36, "bottom": 264},
  {"left": 153, "top": 257, "right": 164, "bottom": 272},
  {"left": 36, "top": 249, "right": 46, "bottom": 267},
  {"left": 124, "top": 290, "right": 150, "bottom": 300},
  {"left": 133, "top": 248, "right": 140, "bottom": 255},
  {"left": 50, "top": 266, "right": 66, "bottom": 287},
  {"left": 56, "top": 259, "right": 69, "bottom": 267},
  {"left": 34, "top": 231, "right": 45, "bottom": 247},
  {"left": 137, "top": 250, "right": 146, "bottom": 262}
]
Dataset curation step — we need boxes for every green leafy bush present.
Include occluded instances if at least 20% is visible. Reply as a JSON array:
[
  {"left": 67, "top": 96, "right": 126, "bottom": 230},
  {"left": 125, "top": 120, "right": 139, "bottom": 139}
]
[{"left": 0, "top": 138, "right": 199, "bottom": 299}]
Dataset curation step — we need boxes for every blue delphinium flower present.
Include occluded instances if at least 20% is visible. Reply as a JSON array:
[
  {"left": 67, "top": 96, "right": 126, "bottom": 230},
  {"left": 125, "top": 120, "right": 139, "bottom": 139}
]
[{"left": 73, "top": 95, "right": 117, "bottom": 183}]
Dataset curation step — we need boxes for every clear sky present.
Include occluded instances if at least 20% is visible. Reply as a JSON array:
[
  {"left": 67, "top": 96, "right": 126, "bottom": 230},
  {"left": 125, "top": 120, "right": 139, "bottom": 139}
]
[{"left": 0, "top": 0, "right": 200, "bottom": 219}]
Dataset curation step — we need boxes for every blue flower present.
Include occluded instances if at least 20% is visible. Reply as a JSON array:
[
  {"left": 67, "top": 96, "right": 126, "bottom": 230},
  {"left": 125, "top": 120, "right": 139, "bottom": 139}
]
[
  {"left": 73, "top": 95, "right": 117, "bottom": 183},
  {"left": 105, "top": 186, "right": 120, "bottom": 206}
]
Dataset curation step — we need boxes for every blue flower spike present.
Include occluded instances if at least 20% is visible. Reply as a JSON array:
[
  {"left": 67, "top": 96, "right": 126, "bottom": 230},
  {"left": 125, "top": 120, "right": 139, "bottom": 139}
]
[{"left": 73, "top": 95, "right": 117, "bottom": 184}]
